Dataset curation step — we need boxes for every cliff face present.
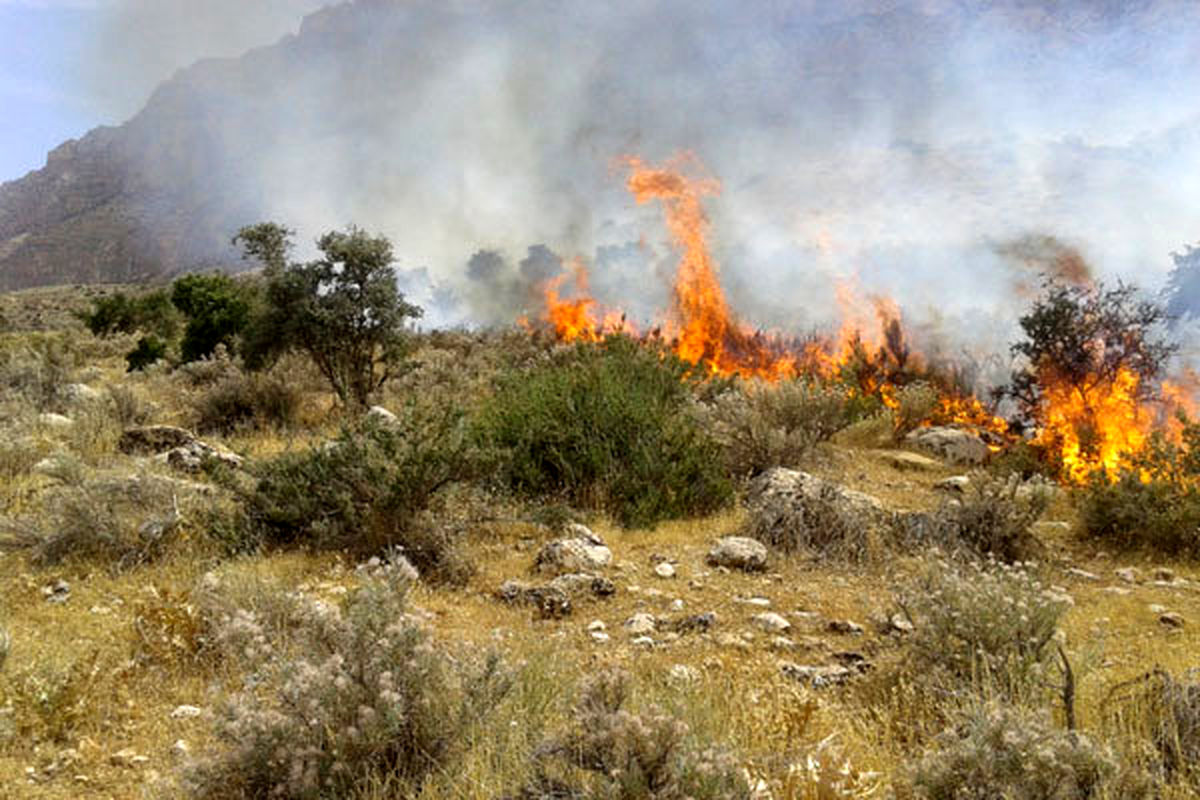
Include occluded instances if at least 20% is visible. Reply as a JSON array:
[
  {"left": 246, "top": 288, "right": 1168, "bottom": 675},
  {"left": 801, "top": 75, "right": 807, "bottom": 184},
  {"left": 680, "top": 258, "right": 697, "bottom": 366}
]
[{"left": 0, "top": 1, "right": 376, "bottom": 291}]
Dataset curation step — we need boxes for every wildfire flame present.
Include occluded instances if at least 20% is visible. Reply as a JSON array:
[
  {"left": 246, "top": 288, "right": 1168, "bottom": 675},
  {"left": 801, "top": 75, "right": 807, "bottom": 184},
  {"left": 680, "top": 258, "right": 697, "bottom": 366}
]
[{"left": 527, "top": 154, "right": 1196, "bottom": 483}]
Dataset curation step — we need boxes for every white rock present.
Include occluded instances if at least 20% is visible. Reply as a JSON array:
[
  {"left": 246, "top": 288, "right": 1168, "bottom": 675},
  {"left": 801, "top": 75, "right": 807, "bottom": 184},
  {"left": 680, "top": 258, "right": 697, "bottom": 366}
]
[
  {"left": 1065, "top": 567, "right": 1100, "bottom": 581},
  {"left": 64, "top": 383, "right": 104, "bottom": 403},
  {"left": 170, "top": 705, "right": 203, "bottom": 720},
  {"left": 365, "top": 405, "right": 399, "bottom": 426},
  {"left": 934, "top": 475, "right": 971, "bottom": 493},
  {"left": 171, "top": 740, "right": 189, "bottom": 759},
  {"left": 668, "top": 664, "right": 699, "bottom": 685},
  {"left": 38, "top": 412, "right": 74, "bottom": 429},
  {"left": 904, "top": 426, "right": 989, "bottom": 465},
  {"left": 590, "top": 631, "right": 610, "bottom": 643},
  {"left": 631, "top": 636, "right": 656, "bottom": 647},
  {"left": 670, "top": 598, "right": 685, "bottom": 612},
  {"left": 624, "top": 613, "right": 656, "bottom": 636},
  {"left": 654, "top": 562, "right": 676, "bottom": 579},
  {"left": 737, "top": 596, "right": 772, "bottom": 608},
  {"left": 1148, "top": 603, "right": 1167, "bottom": 615},
  {"left": 1115, "top": 567, "right": 1139, "bottom": 584},
  {"left": 706, "top": 537, "right": 768, "bottom": 572},
  {"left": 751, "top": 612, "right": 792, "bottom": 633},
  {"left": 586, "top": 620, "right": 607, "bottom": 632}
]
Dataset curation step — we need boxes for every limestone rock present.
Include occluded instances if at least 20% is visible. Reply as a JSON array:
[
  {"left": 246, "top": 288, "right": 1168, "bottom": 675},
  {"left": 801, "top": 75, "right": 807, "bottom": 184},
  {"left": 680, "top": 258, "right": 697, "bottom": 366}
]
[
  {"left": 38, "top": 412, "right": 73, "bottom": 429},
  {"left": 365, "top": 405, "right": 400, "bottom": 427},
  {"left": 162, "top": 440, "right": 243, "bottom": 472},
  {"left": 751, "top": 612, "right": 791, "bottom": 633},
  {"left": 118, "top": 425, "right": 197, "bottom": 455},
  {"left": 877, "top": 450, "right": 943, "bottom": 471},
  {"left": 1115, "top": 567, "right": 1139, "bottom": 584},
  {"left": 935, "top": 475, "right": 971, "bottom": 493},
  {"left": 741, "top": 468, "right": 887, "bottom": 555},
  {"left": 534, "top": 529, "right": 612, "bottom": 576},
  {"left": 624, "top": 613, "right": 656, "bottom": 636},
  {"left": 654, "top": 562, "right": 676, "bottom": 579},
  {"left": 64, "top": 383, "right": 104, "bottom": 404},
  {"left": 779, "top": 662, "right": 854, "bottom": 687},
  {"left": 706, "top": 536, "right": 768, "bottom": 572},
  {"left": 904, "top": 426, "right": 989, "bottom": 465}
]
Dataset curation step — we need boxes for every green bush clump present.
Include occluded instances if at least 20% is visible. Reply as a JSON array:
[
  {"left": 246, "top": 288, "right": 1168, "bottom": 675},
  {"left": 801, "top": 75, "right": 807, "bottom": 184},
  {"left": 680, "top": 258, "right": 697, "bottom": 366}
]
[
  {"left": 77, "top": 289, "right": 180, "bottom": 340},
  {"left": 170, "top": 273, "right": 256, "bottom": 363},
  {"left": 237, "top": 405, "right": 474, "bottom": 582},
  {"left": 125, "top": 334, "right": 169, "bottom": 371},
  {"left": 509, "top": 668, "right": 750, "bottom": 800},
  {"left": 897, "top": 557, "right": 1071, "bottom": 702},
  {"left": 185, "top": 565, "right": 511, "bottom": 799},
  {"left": 696, "top": 379, "right": 851, "bottom": 477},
  {"left": 477, "top": 336, "right": 733, "bottom": 528},
  {"left": 1079, "top": 420, "right": 1200, "bottom": 557}
]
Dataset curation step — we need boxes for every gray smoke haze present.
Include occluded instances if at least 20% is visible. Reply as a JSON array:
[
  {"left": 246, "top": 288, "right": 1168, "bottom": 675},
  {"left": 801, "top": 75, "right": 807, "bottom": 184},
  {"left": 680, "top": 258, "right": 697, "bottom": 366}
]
[
  {"left": 78, "top": 0, "right": 332, "bottom": 123},
  {"left": 77, "top": 0, "right": 1200, "bottom": 362}
]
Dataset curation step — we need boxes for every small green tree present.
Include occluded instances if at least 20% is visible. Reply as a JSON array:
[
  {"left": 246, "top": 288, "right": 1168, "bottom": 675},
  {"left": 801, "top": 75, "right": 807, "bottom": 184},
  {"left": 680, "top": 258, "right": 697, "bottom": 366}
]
[
  {"left": 170, "top": 274, "right": 254, "bottom": 363},
  {"left": 78, "top": 289, "right": 180, "bottom": 341},
  {"left": 234, "top": 223, "right": 422, "bottom": 407}
]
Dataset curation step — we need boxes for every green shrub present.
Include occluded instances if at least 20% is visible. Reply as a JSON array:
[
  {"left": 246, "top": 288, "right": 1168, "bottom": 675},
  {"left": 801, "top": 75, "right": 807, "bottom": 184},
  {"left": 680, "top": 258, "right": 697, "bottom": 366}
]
[
  {"left": 238, "top": 405, "right": 475, "bottom": 581},
  {"left": 907, "top": 704, "right": 1118, "bottom": 800},
  {"left": 695, "top": 379, "right": 851, "bottom": 477},
  {"left": 78, "top": 289, "right": 179, "bottom": 340},
  {"left": 1079, "top": 422, "right": 1200, "bottom": 556},
  {"left": 125, "top": 334, "right": 169, "bottom": 371},
  {"left": 509, "top": 668, "right": 751, "bottom": 800},
  {"left": 477, "top": 336, "right": 733, "bottom": 527},
  {"left": 896, "top": 557, "right": 1071, "bottom": 702},
  {"left": 171, "top": 273, "right": 256, "bottom": 363},
  {"left": 192, "top": 371, "right": 301, "bottom": 434},
  {"left": 184, "top": 565, "right": 511, "bottom": 799}
]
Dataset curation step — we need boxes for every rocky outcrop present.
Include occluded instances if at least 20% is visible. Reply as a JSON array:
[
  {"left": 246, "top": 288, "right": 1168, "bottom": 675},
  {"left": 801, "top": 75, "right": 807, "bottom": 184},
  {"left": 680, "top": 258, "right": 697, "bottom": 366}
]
[
  {"left": 742, "top": 468, "right": 888, "bottom": 558},
  {"left": 904, "top": 426, "right": 990, "bottom": 465}
]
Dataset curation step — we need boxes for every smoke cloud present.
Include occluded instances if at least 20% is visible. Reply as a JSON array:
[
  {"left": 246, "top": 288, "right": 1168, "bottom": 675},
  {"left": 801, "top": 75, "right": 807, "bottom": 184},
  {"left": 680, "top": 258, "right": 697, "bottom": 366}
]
[{"left": 74, "top": 0, "right": 1200, "bottom": 356}]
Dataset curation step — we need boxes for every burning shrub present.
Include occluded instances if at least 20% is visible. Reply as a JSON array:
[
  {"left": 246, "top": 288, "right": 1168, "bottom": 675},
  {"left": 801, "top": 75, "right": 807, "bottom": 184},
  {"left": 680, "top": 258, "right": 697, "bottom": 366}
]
[
  {"left": 905, "top": 704, "right": 1118, "bottom": 800},
  {"left": 695, "top": 379, "right": 851, "bottom": 477},
  {"left": 1078, "top": 421, "right": 1200, "bottom": 556},
  {"left": 1002, "top": 280, "right": 1176, "bottom": 482},
  {"left": 477, "top": 336, "right": 733, "bottom": 528},
  {"left": 896, "top": 556, "right": 1071, "bottom": 702},
  {"left": 892, "top": 381, "right": 939, "bottom": 439},
  {"left": 237, "top": 404, "right": 475, "bottom": 581},
  {"left": 184, "top": 566, "right": 511, "bottom": 799},
  {"left": 508, "top": 667, "right": 751, "bottom": 800}
]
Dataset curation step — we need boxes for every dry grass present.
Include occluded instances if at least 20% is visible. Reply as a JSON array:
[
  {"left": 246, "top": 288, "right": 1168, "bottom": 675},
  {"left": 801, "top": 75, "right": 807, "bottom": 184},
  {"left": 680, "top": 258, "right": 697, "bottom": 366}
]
[{"left": 1, "top": 290, "right": 1200, "bottom": 799}]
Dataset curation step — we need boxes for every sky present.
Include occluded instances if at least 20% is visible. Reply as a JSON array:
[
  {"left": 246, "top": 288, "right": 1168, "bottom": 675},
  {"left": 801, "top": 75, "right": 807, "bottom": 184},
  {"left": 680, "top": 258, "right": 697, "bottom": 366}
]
[{"left": 0, "top": 0, "right": 329, "bottom": 181}]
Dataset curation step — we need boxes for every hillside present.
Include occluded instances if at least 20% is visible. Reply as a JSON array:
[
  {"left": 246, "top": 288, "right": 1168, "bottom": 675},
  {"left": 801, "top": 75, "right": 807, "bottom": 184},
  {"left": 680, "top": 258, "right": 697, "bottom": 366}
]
[{"left": 1, "top": 285, "right": 1199, "bottom": 798}]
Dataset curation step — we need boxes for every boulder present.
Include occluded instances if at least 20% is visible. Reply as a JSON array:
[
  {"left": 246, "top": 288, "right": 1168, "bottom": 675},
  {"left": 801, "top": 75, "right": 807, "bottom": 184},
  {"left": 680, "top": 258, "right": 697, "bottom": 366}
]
[
  {"left": 119, "top": 425, "right": 197, "bottom": 455},
  {"left": 533, "top": 529, "right": 612, "bottom": 575},
  {"left": 904, "top": 426, "right": 990, "bottom": 465},
  {"left": 706, "top": 536, "right": 768, "bottom": 572},
  {"left": 63, "top": 383, "right": 104, "bottom": 404},
  {"left": 877, "top": 449, "right": 943, "bottom": 471},
  {"left": 365, "top": 405, "right": 400, "bottom": 427},
  {"left": 742, "top": 468, "right": 887, "bottom": 556},
  {"left": 162, "top": 440, "right": 244, "bottom": 472}
]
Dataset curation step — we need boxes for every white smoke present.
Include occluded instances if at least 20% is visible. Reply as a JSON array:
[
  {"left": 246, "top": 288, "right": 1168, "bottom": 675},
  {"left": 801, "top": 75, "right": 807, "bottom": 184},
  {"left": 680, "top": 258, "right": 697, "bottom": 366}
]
[{"left": 78, "top": 0, "right": 1200, "bottom": 345}]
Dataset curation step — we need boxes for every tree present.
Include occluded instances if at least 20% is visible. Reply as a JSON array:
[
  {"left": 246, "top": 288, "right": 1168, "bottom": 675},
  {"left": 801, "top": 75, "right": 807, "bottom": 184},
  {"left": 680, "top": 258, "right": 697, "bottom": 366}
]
[
  {"left": 170, "top": 273, "right": 254, "bottom": 362},
  {"left": 1003, "top": 279, "right": 1176, "bottom": 428},
  {"left": 234, "top": 223, "right": 423, "bottom": 407},
  {"left": 1165, "top": 243, "right": 1200, "bottom": 323}
]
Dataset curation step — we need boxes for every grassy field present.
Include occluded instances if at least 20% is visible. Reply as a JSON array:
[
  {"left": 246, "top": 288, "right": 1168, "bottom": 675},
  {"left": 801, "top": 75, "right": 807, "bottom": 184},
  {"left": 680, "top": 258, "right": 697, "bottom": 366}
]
[{"left": 0, "top": 285, "right": 1198, "bottom": 799}]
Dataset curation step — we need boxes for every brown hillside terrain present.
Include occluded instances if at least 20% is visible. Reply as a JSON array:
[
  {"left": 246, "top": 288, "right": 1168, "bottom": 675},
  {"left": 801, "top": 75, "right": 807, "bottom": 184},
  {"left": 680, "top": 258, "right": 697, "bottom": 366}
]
[{"left": 1, "top": 286, "right": 1198, "bottom": 799}]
